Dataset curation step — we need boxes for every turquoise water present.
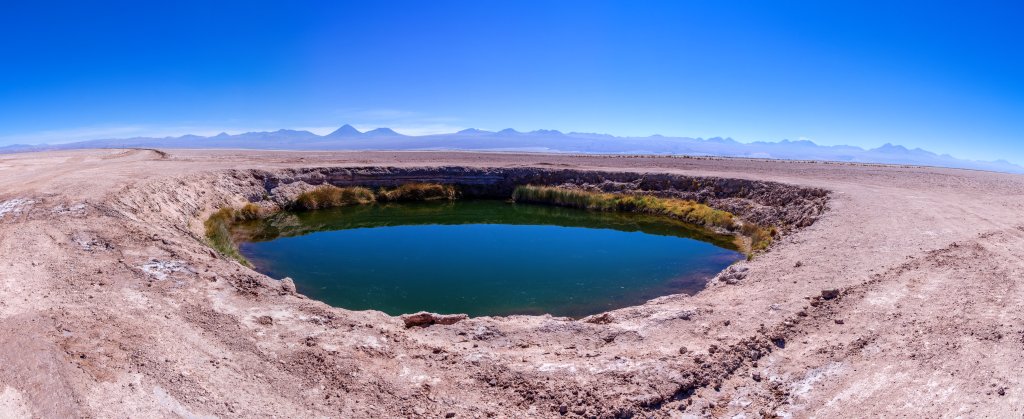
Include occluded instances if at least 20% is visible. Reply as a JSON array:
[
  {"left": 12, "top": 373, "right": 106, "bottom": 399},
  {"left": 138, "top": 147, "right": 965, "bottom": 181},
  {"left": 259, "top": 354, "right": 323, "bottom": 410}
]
[{"left": 234, "top": 200, "right": 743, "bottom": 318}]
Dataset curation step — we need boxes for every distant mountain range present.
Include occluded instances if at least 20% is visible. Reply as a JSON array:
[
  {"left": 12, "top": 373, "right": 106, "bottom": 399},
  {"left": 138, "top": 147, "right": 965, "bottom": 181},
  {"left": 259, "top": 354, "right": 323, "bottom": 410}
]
[{"left": 2, "top": 124, "right": 1021, "bottom": 174}]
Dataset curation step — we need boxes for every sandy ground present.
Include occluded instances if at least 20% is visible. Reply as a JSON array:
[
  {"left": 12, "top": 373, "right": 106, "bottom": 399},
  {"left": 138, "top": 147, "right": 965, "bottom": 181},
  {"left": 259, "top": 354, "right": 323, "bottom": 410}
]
[{"left": 1, "top": 148, "right": 1023, "bottom": 418}]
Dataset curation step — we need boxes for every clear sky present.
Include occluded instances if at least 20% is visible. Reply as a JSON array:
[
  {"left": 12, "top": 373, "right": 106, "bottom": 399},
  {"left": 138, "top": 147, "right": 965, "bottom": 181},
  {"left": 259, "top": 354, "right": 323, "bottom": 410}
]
[{"left": 1, "top": 1, "right": 1022, "bottom": 163}]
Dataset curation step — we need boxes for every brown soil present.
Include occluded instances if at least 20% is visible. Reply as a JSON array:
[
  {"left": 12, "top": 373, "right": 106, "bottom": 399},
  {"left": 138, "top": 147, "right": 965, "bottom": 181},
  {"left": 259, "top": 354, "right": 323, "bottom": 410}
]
[{"left": 1, "top": 148, "right": 1023, "bottom": 418}]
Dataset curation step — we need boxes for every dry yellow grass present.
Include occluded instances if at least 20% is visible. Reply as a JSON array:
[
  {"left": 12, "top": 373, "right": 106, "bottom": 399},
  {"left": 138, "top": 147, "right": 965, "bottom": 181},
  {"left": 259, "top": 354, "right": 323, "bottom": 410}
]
[
  {"left": 377, "top": 183, "right": 457, "bottom": 202},
  {"left": 513, "top": 185, "right": 775, "bottom": 252},
  {"left": 292, "top": 185, "right": 376, "bottom": 210},
  {"left": 513, "top": 185, "right": 734, "bottom": 230}
]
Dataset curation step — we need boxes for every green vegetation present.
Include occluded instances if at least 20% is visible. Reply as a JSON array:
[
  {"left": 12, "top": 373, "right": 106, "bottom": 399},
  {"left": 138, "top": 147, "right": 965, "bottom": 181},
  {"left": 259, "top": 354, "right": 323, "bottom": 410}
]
[
  {"left": 512, "top": 185, "right": 775, "bottom": 253},
  {"left": 291, "top": 183, "right": 457, "bottom": 211},
  {"left": 742, "top": 222, "right": 777, "bottom": 252},
  {"left": 377, "top": 183, "right": 458, "bottom": 202},
  {"left": 236, "top": 202, "right": 265, "bottom": 221},
  {"left": 513, "top": 185, "right": 734, "bottom": 230},
  {"left": 208, "top": 183, "right": 459, "bottom": 262},
  {"left": 292, "top": 185, "right": 376, "bottom": 210},
  {"left": 204, "top": 207, "right": 254, "bottom": 266},
  {"left": 208, "top": 183, "right": 774, "bottom": 265}
]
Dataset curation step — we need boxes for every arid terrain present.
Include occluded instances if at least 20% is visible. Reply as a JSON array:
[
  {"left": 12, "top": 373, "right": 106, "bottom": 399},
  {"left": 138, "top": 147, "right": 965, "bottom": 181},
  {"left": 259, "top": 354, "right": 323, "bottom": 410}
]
[{"left": 1, "top": 149, "right": 1023, "bottom": 418}]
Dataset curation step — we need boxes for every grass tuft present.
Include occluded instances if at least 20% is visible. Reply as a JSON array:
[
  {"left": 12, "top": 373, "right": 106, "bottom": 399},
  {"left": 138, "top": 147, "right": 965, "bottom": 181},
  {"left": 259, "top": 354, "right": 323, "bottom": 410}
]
[
  {"left": 292, "top": 183, "right": 457, "bottom": 210},
  {"left": 513, "top": 185, "right": 775, "bottom": 252},
  {"left": 742, "top": 222, "right": 777, "bottom": 252},
  {"left": 206, "top": 183, "right": 458, "bottom": 265},
  {"left": 292, "top": 185, "right": 376, "bottom": 210},
  {"left": 512, "top": 185, "right": 736, "bottom": 231},
  {"left": 377, "top": 183, "right": 458, "bottom": 202},
  {"left": 236, "top": 202, "right": 265, "bottom": 221},
  {"left": 204, "top": 207, "right": 252, "bottom": 266}
]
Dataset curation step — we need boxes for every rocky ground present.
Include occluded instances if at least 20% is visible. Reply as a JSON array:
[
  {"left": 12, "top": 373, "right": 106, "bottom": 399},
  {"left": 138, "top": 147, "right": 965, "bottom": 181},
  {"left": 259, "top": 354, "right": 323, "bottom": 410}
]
[{"left": 1, "top": 149, "right": 1023, "bottom": 418}]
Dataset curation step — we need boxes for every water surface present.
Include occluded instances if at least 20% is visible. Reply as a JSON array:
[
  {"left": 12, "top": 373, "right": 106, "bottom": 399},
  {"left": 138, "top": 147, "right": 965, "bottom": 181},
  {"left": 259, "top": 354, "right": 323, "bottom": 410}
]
[{"left": 234, "top": 201, "right": 743, "bottom": 317}]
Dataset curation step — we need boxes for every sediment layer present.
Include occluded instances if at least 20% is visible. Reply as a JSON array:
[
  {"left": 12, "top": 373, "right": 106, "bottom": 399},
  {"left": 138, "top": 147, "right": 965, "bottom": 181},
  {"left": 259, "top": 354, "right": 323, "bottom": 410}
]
[
  {"left": 203, "top": 167, "right": 829, "bottom": 259},
  {"left": 252, "top": 166, "right": 830, "bottom": 232}
]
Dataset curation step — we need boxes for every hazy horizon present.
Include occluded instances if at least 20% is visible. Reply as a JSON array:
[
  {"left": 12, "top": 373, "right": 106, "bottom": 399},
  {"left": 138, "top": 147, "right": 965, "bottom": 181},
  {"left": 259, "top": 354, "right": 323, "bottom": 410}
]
[{"left": 0, "top": 122, "right": 987, "bottom": 150}]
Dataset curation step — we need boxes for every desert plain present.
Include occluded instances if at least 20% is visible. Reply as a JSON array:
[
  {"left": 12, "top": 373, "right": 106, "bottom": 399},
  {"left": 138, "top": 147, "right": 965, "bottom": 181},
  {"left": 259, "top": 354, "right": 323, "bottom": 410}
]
[{"left": 0, "top": 149, "right": 1022, "bottom": 418}]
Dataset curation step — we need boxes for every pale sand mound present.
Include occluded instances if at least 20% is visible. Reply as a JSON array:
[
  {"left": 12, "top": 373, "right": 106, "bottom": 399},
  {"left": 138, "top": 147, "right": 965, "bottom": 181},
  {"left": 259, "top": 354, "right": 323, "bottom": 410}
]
[{"left": 0, "top": 148, "right": 1022, "bottom": 417}]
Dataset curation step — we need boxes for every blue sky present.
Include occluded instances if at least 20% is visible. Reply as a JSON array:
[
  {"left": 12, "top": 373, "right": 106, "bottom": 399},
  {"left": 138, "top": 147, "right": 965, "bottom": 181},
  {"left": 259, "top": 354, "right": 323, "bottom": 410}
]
[{"left": 1, "top": 1, "right": 1022, "bottom": 163}]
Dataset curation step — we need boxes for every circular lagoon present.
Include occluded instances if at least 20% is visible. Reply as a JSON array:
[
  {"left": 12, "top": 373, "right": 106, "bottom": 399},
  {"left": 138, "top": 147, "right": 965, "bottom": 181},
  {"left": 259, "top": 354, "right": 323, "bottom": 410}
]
[{"left": 232, "top": 200, "right": 743, "bottom": 317}]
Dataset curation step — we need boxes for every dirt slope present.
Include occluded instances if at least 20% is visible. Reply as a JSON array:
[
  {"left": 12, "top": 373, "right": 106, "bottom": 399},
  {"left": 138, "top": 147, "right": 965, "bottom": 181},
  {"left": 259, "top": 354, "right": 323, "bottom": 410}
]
[{"left": 1, "top": 149, "right": 1022, "bottom": 418}]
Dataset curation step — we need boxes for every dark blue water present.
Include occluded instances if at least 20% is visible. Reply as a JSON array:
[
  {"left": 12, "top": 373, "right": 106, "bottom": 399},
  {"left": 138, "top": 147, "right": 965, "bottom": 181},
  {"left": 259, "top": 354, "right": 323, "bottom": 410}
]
[{"left": 234, "top": 201, "right": 743, "bottom": 317}]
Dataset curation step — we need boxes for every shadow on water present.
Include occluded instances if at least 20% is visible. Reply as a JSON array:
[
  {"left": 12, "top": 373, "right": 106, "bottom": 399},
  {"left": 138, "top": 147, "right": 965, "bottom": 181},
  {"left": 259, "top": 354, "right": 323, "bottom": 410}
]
[{"left": 232, "top": 200, "right": 744, "bottom": 318}]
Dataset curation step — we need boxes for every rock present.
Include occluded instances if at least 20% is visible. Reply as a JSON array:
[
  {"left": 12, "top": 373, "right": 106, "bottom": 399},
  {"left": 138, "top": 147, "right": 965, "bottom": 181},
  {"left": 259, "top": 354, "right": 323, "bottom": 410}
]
[
  {"left": 280, "top": 277, "right": 296, "bottom": 294},
  {"left": 558, "top": 404, "right": 568, "bottom": 415},
  {"left": 256, "top": 315, "right": 273, "bottom": 326},
  {"left": 651, "top": 309, "right": 697, "bottom": 322},
  {"left": 752, "top": 372, "right": 762, "bottom": 382},
  {"left": 821, "top": 289, "right": 840, "bottom": 300},
  {"left": 794, "top": 261, "right": 803, "bottom": 267},
  {"left": 583, "top": 312, "right": 613, "bottom": 324},
  {"left": 835, "top": 319, "right": 845, "bottom": 325},
  {"left": 679, "top": 346, "right": 689, "bottom": 354},
  {"left": 400, "top": 311, "right": 468, "bottom": 328},
  {"left": 717, "top": 265, "right": 748, "bottom": 284}
]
